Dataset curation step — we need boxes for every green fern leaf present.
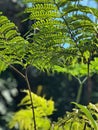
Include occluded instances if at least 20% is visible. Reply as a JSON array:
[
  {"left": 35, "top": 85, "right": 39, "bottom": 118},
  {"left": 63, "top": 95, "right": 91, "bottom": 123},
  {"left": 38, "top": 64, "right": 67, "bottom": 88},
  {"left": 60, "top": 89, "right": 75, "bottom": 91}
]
[{"left": 0, "top": 12, "right": 29, "bottom": 72}]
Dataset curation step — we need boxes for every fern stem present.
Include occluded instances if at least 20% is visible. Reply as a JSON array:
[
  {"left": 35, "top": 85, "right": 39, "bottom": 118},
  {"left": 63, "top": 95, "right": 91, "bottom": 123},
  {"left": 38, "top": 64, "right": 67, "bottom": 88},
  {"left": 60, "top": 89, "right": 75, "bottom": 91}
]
[
  {"left": 10, "top": 65, "right": 37, "bottom": 130},
  {"left": 76, "top": 82, "right": 83, "bottom": 103},
  {"left": 55, "top": 1, "right": 78, "bottom": 46},
  {"left": 76, "top": 77, "right": 87, "bottom": 103},
  {"left": 10, "top": 65, "right": 25, "bottom": 79},
  {"left": 83, "top": 122, "right": 87, "bottom": 130},
  {"left": 86, "top": 59, "right": 92, "bottom": 104},
  {"left": 62, "top": 16, "right": 78, "bottom": 46},
  {"left": 25, "top": 66, "right": 37, "bottom": 130}
]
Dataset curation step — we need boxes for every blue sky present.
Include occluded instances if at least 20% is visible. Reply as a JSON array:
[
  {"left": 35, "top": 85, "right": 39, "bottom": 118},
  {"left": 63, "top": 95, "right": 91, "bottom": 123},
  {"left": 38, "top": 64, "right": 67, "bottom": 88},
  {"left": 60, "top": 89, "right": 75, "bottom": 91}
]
[{"left": 81, "top": 0, "right": 97, "bottom": 7}]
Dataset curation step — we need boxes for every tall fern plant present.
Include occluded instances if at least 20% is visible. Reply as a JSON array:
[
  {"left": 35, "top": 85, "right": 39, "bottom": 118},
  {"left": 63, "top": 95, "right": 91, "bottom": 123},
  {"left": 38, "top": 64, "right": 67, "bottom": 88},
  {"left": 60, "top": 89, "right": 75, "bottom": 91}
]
[
  {"left": 22, "top": 0, "right": 98, "bottom": 103},
  {"left": 0, "top": 0, "right": 98, "bottom": 130}
]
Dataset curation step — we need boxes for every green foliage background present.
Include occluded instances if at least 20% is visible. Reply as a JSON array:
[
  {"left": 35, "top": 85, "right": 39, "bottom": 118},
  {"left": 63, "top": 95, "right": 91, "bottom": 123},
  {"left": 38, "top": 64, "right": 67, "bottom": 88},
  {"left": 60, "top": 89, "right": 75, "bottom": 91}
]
[{"left": 8, "top": 91, "right": 98, "bottom": 130}]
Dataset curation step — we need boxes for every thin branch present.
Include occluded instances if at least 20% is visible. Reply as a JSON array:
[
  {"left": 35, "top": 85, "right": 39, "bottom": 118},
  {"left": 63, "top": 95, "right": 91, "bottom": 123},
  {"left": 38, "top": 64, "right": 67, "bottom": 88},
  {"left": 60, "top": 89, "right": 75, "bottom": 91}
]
[
  {"left": 25, "top": 66, "right": 37, "bottom": 130},
  {"left": 10, "top": 64, "right": 25, "bottom": 79},
  {"left": 75, "top": 77, "right": 87, "bottom": 104},
  {"left": 10, "top": 64, "right": 37, "bottom": 130},
  {"left": 76, "top": 82, "right": 83, "bottom": 103},
  {"left": 54, "top": 2, "right": 84, "bottom": 58},
  {"left": 54, "top": 2, "right": 78, "bottom": 46},
  {"left": 62, "top": 17, "right": 78, "bottom": 46},
  {"left": 86, "top": 59, "right": 92, "bottom": 104},
  {"left": 83, "top": 122, "right": 87, "bottom": 130},
  {"left": 10, "top": 65, "right": 37, "bottom": 130},
  {"left": 87, "top": 59, "right": 90, "bottom": 79}
]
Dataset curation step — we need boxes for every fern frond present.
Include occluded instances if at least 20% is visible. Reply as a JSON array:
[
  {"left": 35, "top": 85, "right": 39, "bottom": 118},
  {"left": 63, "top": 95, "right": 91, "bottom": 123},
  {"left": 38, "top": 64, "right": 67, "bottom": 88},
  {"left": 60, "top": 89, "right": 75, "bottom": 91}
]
[
  {"left": 25, "top": 4, "right": 59, "bottom": 20},
  {"left": 26, "top": 4, "right": 57, "bottom": 11},
  {"left": 62, "top": 4, "right": 98, "bottom": 18},
  {"left": 19, "top": 90, "right": 54, "bottom": 116},
  {"left": 9, "top": 109, "right": 51, "bottom": 130},
  {"left": 32, "top": 19, "right": 64, "bottom": 29},
  {"left": 0, "top": 59, "right": 8, "bottom": 72},
  {"left": 0, "top": 16, "right": 10, "bottom": 25},
  {"left": 0, "top": 23, "right": 17, "bottom": 34},
  {"left": 5, "top": 30, "right": 19, "bottom": 40},
  {"left": 0, "top": 12, "right": 29, "bottom": 72}
]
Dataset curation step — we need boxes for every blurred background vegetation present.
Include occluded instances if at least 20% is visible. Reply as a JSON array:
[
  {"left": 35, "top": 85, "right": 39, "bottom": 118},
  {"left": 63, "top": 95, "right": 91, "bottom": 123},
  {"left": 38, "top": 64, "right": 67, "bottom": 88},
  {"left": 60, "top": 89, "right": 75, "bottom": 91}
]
[{"left": 0, "top": 0, "right": 98, "bottom": 129}]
